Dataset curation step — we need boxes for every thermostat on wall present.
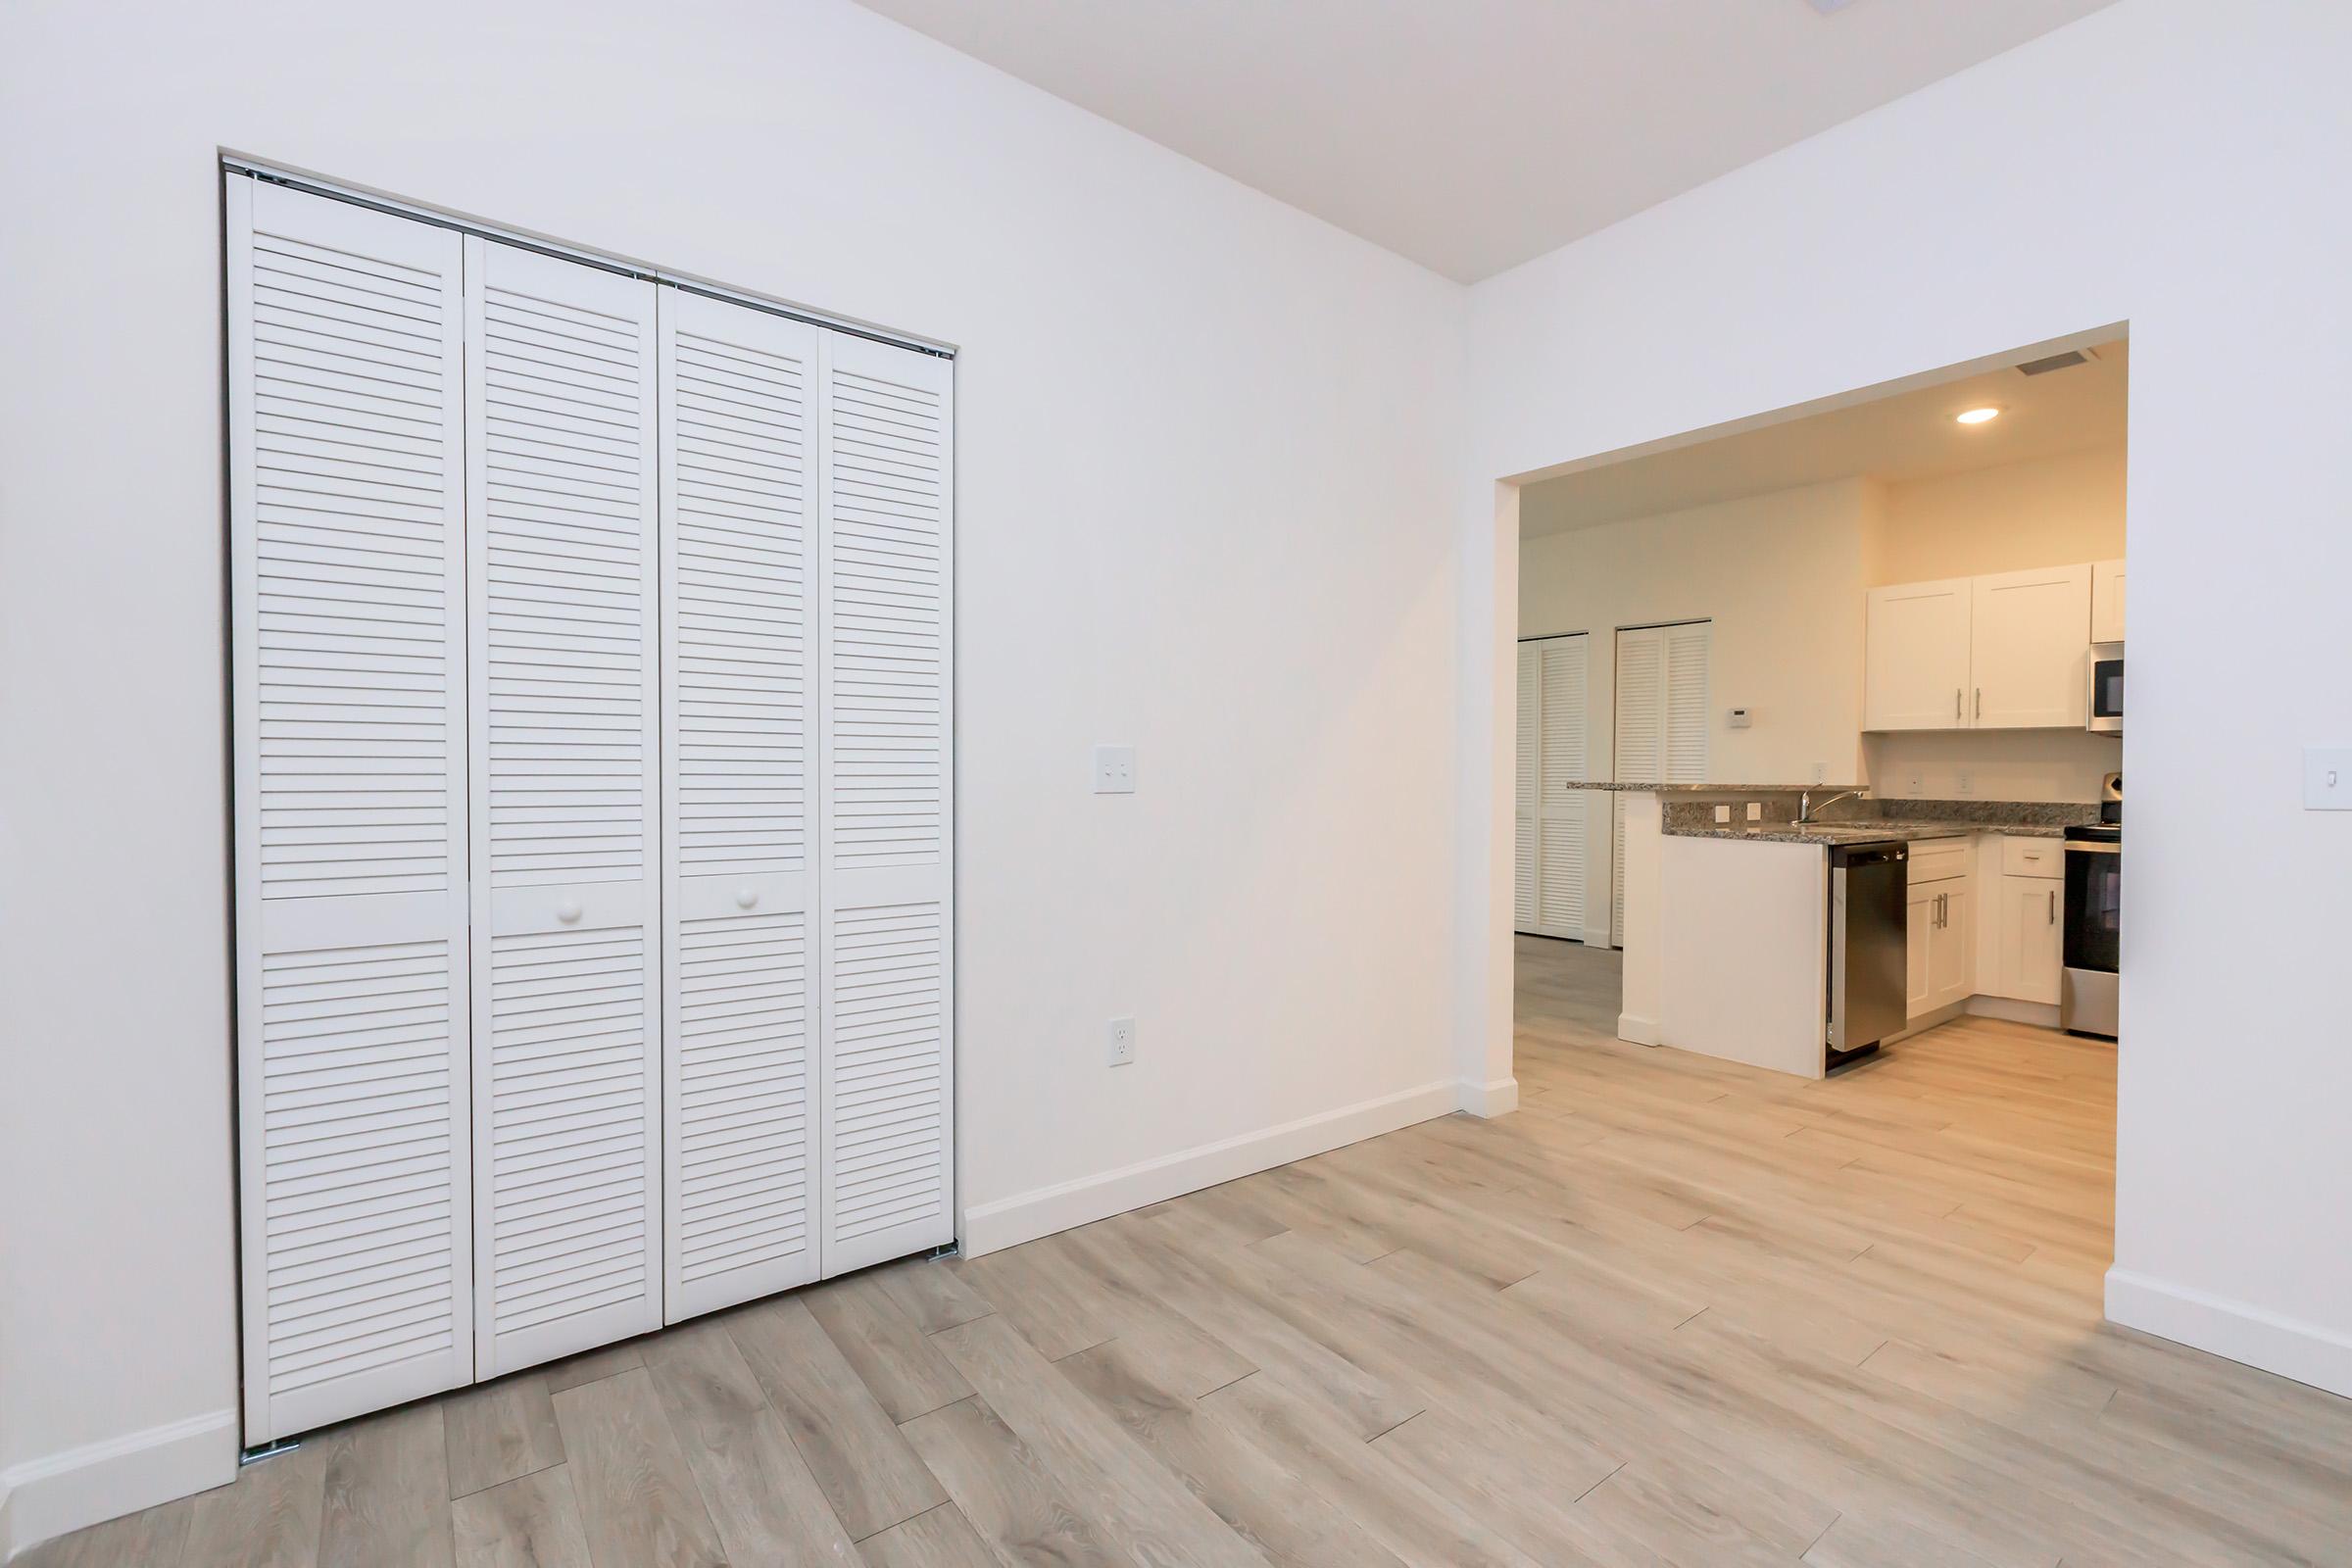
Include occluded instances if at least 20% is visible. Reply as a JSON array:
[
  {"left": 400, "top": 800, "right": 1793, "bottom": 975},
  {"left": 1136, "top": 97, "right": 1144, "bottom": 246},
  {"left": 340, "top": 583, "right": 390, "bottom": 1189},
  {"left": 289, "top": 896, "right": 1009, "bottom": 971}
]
[{"left": 1726, "top": 707, "right": 1752, "bottom": 729}]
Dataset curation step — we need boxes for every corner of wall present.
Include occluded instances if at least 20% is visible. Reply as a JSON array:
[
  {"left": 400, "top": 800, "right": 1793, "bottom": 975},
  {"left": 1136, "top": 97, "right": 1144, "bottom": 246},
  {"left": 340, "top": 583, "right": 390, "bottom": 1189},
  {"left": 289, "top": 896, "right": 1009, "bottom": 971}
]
[
  {"left": 0, "top": 1410, "right": 238, "bottom": 1563},
  {"left": 1455, "top": 1075, "right": 1519, "bottom": 1117},
  {"left": 2106, "top": 1268, "right": 2352, "bottom": 1401}
]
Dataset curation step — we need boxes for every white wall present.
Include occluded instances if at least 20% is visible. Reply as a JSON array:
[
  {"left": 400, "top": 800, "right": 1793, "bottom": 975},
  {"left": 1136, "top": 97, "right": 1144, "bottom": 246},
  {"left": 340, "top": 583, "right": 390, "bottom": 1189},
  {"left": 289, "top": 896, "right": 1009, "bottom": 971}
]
[
  {"left": 0, "top": 0, "right": 1466, "bottom": 1547},
  {"left": 1520, "top": 478, "right": 1872, "bottom": 788},
  {"left": 1464, "top": 0, "right": 2352, "bottom": 1396}
]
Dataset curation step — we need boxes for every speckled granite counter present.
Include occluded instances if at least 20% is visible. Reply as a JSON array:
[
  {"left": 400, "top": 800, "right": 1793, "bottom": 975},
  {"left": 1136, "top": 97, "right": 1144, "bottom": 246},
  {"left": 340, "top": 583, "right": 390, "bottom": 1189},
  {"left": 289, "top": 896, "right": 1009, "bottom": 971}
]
[
  {"left": 1562, "top": 781, "right": 1861, "bottom": 793},
  {"left": 1668, "top": 818, "right": 2066, "bottom": 845},
  {"left": 1659, "top": 796, "right": 2094, "bottom": 844}
]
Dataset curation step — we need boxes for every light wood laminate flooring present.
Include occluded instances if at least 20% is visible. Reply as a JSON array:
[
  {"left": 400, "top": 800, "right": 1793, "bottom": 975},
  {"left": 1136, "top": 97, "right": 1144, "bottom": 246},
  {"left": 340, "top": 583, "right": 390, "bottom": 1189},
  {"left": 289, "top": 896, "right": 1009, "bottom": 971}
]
[{"left": 28, "top": 938, "right": 2349, "bottom": 1566}]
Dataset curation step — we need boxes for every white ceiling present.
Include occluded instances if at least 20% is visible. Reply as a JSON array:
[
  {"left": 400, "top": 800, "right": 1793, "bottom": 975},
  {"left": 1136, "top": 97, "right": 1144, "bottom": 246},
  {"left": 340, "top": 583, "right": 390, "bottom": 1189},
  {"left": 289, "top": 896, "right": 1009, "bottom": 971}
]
[
  {"left": 853, "top": 0, "right": 2119, "bottom": 281},
  {"left": 1520, "top": 338, "right": 2128, "bottom": 537}
]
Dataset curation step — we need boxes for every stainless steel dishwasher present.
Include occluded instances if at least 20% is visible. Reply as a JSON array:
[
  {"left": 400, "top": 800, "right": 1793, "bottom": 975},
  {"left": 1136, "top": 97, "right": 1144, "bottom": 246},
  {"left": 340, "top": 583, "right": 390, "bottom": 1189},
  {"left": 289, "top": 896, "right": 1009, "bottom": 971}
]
[{"left": 1826, "top": 840, "right": 1908, "bottom": 1070}]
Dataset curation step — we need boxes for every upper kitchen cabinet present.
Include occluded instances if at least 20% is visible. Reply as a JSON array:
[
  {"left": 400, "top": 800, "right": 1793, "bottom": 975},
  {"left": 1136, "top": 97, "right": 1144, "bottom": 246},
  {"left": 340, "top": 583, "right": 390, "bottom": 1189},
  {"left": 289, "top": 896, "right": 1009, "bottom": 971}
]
[
  {"left": 2091, "top": 557, "right": 2127, "bottom": 643},
  {"left": 1864, "top": 577, "right": 1972, "bottom": 730},
  {"left": 1971, "top": 564, "right": 2091, "bottom": 728},
  {"left": 1865, "top": 563, "right": 2093, "bottom": 731}
]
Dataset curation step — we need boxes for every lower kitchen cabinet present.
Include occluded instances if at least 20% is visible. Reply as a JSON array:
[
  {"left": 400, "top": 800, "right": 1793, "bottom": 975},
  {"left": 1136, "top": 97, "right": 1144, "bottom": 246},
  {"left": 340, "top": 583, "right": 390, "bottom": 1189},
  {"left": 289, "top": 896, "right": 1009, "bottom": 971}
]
[
  {"left": 1993, "top": 873, "right": 2065, "bottom": 1004},
  {"left": 1907, "top": 880, "right": 1974, "bottom": 1018}
]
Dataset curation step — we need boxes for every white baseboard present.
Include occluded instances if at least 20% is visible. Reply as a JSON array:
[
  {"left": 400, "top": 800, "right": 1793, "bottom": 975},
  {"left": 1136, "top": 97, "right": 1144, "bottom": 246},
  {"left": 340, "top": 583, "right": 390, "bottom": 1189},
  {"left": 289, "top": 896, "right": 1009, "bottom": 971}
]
[
  {"left": 1, "top": 1408, "right": 237, "bottom": 1563},
  {"left": 958, "top": 1079, "right": 1457, "bottom": 1258},
  {"left": 1616, "top": 1011, "right": 1659, "bottom": 1046},
  {"left": 1455, "top": 1076, "right": 1518, "bottom": 1118},
  {"left": 2106, "top": 1268, "right": 2352, "bottom": 1399},
  {"left": 1582, "top": 924, "right": 1612, "bottom": 950}
]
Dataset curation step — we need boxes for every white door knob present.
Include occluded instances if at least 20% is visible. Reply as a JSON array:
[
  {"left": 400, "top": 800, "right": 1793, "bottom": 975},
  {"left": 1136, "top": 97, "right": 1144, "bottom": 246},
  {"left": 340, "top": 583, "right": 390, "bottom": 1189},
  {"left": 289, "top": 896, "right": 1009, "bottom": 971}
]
[
  {"left": 735, "top": 887, "right": 760, "bottom": 909},
  {"left": 556, "top": 900, "right": 583, "bottom": 924}
]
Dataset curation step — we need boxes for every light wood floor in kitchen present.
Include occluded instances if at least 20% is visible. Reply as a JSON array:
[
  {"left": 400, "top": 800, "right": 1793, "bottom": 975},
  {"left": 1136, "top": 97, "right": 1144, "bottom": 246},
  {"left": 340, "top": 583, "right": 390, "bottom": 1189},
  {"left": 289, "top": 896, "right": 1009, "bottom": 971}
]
[{"left": 31, "top": 937, "right": 2352, "bottom": 1567}]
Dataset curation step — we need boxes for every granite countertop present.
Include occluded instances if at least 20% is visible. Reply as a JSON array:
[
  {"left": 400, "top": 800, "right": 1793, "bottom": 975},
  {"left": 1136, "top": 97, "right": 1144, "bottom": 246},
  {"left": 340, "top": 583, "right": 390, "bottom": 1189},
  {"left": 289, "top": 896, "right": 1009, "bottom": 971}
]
[
  {"left": 1670, "top": 818, "right": 2067, "bottom": 846},
  {"left": 1562, "top": 781, "right": 1862, "bottom": 793}
]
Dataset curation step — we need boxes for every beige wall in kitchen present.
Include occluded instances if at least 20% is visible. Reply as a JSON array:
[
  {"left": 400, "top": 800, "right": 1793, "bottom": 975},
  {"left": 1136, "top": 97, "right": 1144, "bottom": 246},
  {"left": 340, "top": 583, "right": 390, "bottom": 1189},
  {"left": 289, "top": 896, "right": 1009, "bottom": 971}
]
[{"left": 1868, "top": 442, "right": 2126, "bottom": 585}]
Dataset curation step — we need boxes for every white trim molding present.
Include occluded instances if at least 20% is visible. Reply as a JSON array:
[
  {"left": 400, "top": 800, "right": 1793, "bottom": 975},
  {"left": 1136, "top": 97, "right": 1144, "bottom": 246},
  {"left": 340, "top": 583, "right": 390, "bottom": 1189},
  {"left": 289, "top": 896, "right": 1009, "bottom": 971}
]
[
  {"left": 959, "top": 1080, "right": 1457, "bottom": 1258},
  {"left": 2106, "top": 1268, "right": 2352, "bottom": 1400},
  {"left": 1616, "top": 1011, "right": 1660, "bottom": 1046},
  {"left": 1455, "top": 1076, "right": 1519, "bottom": 1118},
  {"left": 0, "top": 1408, "right": 237, "bottom": 1563}
]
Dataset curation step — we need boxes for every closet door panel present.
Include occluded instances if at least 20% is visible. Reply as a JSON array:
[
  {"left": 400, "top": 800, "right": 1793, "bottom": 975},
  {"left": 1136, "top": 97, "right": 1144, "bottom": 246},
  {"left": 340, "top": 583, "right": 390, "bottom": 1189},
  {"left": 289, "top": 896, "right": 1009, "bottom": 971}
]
[
  {"left": 466, "top": 238, "right": 663, "bottom": 1376},
  {"left": 659, "top": 291, "right": 822, "bottom": 1321},
  {"left": 817, "top": 332, "right": 956, "bottom": 1275},
  {"left": 230, "top": 177, "right": 474, "bottom": 1441}
]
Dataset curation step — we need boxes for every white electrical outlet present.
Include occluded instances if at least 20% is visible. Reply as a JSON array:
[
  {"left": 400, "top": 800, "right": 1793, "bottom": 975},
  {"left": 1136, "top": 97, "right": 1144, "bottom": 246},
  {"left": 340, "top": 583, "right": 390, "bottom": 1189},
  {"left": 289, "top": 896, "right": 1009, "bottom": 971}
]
[
  {"left": 1094, "top": 745, "right": 1137, "bottom": 794},
  {"left": 1810, "top": 760, "right": 1828, "bottom": 784},
  {"left": 1904, "top": 768, "right": 1925, "bottom": 796},
  {"left": 1106, "top": 1016, "right": 1137, "bottom": 1067},
  {"left": 1955, "top": 770, "right": 1974, "bottom": 796},
  {"left": 1745, "top": 802, "right": 1762, "bottom": 821},
  {"left": 1713, "top": 804, "right": 1731, "bottom": 824}
]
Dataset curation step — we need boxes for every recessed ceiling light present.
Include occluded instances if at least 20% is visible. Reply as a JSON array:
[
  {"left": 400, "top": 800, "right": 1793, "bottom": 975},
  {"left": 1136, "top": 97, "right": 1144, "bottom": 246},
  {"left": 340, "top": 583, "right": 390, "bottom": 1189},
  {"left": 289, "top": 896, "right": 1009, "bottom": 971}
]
[{"left": 1955, "top": 407, "right": 2001, "bottom": 425}]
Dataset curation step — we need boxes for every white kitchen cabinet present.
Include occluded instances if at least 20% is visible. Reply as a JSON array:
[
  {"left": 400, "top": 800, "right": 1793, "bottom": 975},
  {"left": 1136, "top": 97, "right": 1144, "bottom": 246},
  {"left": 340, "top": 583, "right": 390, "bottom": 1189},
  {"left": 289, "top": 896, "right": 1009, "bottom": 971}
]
[
  {"left": 1866, "top": 564, "right": 2097, "bottom": 731},
  {"left": 1905, "top": 883, "right": 1935, "bottom": 1016},
  {"left": 1906, "top": 874, "right": 1974, "bottom": 1019},
  {"left": 1929, "top": 884, "right": 1975, "bottom": 1012},
  {"left": 1865, "top": 578, "right": 1972, "bottom": 730},
  {"left": 2091, "top": 557, "right": 2127, "bottom": 643},
  {"left": 1992, "top": 873, "right": 2065, "bottom": 1004},
  {"left": 1969, "top": 564, "right": 2092, "bottom": 728}
]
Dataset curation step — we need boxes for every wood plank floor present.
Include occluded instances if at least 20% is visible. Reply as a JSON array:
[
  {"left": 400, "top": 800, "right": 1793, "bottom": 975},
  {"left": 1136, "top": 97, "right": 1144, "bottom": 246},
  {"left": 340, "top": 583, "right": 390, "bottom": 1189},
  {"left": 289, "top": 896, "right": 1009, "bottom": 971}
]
[{"left": 29, "top": 936, "right": 2352, "bottom": 1566}]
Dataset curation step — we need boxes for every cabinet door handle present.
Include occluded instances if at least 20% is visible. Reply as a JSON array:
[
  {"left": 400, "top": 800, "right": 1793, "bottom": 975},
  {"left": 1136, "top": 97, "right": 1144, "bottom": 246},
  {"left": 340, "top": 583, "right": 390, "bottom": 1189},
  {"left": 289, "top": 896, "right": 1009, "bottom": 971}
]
[
  {"left": 1976, "top": 686, "right": 1984, "bottom": 720},
  {"left": 1954, "top": 688, "right": 1962, "bottom": 720},
  {"left": 2048, "top": 888, "right": 2057, "bottom": 924}
]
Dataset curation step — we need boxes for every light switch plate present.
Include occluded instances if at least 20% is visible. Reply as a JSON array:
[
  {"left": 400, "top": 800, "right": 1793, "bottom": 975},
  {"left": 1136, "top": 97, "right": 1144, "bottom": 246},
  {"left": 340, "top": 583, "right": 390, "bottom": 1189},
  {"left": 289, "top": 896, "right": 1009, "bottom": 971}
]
[
  {"left": 1713, "top": 804, "right": 1731, "bottom": 824},
  {"left": 2305, "top": 747, "right": 2352, "bottom": 808},
  {"left": 1094, "top": 745, "right": 1137, "bottom": 794},
  {"left": 1745, "top": 802, "right": 1762, "bottom": 821}
]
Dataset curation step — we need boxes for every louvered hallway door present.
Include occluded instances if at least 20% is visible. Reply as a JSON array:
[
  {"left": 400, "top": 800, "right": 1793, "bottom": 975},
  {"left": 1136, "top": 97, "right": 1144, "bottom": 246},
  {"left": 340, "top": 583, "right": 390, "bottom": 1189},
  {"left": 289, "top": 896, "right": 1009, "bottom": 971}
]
[
  {"left": 658, "top": 291, "right": 823, "bottom": 1320},
  {"left": 228, "top": 180, "right": 475, "bottom": 1442},
  {"left": 465, "top": 239, "right": 663, "bottom": 1377},
  {"left": 816, "top": 332, "right": 956, "bottom": 1275},
  {"left": 1531, "top": 636, "right": 1589, "bottom": 940}
]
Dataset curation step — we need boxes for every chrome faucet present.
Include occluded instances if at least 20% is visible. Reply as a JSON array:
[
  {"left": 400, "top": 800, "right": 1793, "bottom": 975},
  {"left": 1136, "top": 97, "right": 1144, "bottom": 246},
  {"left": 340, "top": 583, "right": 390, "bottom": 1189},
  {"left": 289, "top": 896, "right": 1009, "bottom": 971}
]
[{"left": 1796, "top": 789, "right": 1864, "bottom": 825}]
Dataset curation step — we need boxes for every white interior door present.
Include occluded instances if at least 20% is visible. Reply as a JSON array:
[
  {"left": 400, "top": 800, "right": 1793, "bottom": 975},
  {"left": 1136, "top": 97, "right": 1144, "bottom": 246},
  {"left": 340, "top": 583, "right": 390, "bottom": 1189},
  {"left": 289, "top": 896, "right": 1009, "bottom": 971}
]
[
  {"left": 466, "top": 238, "right": 663, "bottom": 1376},
  {"left": 229, "top": 178, "right": 475, "bottom": 1440},
  {"left": 1611, "top": 620, "right": 1709, "bottom": 945},
  {"left": 1513, "top": 644, "right": 1541, "bottom": 931},
  {"left": 1517, "top": 636, "right": 1589, "bottom": 940},
  {"left": 659, "top": 290, "right": 823, "bottom": 1321},
  {"left": 816, "top": 332, "right": 956, "bottom": 1275}
]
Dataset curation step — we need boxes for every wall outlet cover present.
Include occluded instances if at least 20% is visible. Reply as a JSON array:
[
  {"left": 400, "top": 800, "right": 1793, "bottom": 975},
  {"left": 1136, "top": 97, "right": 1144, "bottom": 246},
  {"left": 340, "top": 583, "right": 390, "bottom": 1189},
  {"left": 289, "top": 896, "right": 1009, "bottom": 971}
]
[
  {"left": 1094, "top": 745, "right": 1137, "bottom": 794},
  {"left": 1106, "top": 1016, "right": 1137, "bottom": 1066},
  {"left": 1745, "top": 802, "right": 1762, "bottom": 821},
  {"left": 1954, "top": 770, "right": 1974, "bottom": 796},
  {"left": 2304, "top": 747, "right": 2352, "bottom": 808},
  {"left": 1713, "top": 804, "right": 1731, "bottom": 823}
]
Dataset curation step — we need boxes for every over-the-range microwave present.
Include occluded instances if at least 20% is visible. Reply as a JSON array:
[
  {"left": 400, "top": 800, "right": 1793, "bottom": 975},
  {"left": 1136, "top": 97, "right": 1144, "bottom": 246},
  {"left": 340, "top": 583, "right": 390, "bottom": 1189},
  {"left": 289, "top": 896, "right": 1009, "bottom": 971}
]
[{"left": 2088, "top": 642, "right": 2123, "bottom": 734}]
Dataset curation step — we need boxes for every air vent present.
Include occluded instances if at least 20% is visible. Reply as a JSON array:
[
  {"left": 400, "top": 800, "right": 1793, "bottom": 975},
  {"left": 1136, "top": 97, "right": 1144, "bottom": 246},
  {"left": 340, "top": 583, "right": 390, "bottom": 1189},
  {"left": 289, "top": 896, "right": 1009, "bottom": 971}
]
[{"left": 2016, "top": 347, "right": 2100, "bottom": 376}]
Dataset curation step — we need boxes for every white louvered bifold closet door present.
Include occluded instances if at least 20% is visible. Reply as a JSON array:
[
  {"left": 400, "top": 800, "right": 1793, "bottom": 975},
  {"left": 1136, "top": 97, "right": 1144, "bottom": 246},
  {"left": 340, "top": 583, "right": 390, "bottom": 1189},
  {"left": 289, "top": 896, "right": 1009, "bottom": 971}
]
[
  {"left": 465, "top": 239, "right": 663, "bottom": 1376},
  {"left": 1534, "top": 636, "right": 1589, "bottom": 939},
  {"left": 229, "top": 180, "right": 475, "bottom": 1441},
  {"left": 815, "top": 332, "right": 956, "bottom": 1275},
  {"left": 658, "top": 291, "right": 823, "bottom": 1320},
  {"left": 1513, "top": 644, "right": 1542, "bottom": 931}
]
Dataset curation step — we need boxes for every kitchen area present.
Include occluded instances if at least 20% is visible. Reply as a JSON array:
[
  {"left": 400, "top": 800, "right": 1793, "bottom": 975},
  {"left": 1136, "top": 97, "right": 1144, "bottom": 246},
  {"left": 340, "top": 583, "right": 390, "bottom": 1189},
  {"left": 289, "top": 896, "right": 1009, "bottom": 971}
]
[{"left": 1515, "top": 336, "right": 2127, "bottom": 1081}]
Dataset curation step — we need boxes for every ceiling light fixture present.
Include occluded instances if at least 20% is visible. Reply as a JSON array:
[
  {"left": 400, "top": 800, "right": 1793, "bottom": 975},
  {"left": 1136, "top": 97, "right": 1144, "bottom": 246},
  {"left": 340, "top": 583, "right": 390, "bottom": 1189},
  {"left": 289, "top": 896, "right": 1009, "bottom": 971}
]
[{"left": 1955, "top": 407, "right": 2001, "bottom": 425}]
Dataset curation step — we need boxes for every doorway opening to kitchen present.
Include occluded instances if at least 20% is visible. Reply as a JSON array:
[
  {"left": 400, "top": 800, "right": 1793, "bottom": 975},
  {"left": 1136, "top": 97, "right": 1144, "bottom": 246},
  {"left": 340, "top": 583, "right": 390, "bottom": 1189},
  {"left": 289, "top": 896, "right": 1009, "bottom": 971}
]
[{"left": 1506, "top": 327, "right": 2127, "bottom": 1292}]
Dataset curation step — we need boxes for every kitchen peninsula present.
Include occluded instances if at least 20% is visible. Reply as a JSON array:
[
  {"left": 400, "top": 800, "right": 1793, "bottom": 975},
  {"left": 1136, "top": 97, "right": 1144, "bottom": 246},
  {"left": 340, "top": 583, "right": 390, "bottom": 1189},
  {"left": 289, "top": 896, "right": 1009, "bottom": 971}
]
[{"left": 1579, "top": 783, "right": 2095, "bottom": 1078}]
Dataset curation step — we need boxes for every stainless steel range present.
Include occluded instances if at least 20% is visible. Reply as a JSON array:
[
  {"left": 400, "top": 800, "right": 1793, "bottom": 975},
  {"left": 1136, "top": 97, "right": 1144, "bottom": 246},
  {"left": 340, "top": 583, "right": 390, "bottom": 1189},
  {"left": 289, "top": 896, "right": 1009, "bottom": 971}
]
[{"left": 2061, "top": 772, "right": 2121, "bottom": 1038}]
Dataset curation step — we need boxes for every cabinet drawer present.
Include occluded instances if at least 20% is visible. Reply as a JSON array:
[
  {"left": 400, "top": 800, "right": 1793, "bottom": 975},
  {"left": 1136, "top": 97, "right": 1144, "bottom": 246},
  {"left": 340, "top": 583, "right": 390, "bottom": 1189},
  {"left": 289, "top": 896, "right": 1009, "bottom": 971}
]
[
  {"left": 1908, "top": 837, "right": 1972, "bottom": 885},
  {"left": 2000, "top": 836, "right": 2063, "bottom": 879}
]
